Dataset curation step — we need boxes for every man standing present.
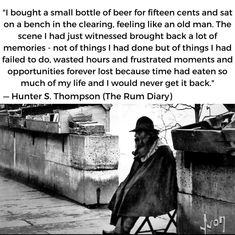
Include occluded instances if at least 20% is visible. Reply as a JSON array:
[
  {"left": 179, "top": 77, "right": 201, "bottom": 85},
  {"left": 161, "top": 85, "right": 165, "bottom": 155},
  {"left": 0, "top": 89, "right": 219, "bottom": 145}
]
[{"left": 103, "top": 116, "right": 177, "bottom": 234}]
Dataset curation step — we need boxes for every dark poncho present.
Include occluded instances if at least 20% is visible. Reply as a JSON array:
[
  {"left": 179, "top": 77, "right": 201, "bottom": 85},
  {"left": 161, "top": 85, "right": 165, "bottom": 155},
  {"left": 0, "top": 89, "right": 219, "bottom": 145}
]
[{"left": 108, "top": 145, "right": 177, "bottom": 225}]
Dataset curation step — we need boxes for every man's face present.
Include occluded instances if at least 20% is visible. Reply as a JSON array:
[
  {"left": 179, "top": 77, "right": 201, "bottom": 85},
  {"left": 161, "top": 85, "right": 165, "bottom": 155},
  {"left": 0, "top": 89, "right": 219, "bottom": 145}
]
[{"left": 134, "top": 130, "right": 151, "bottom": 150}]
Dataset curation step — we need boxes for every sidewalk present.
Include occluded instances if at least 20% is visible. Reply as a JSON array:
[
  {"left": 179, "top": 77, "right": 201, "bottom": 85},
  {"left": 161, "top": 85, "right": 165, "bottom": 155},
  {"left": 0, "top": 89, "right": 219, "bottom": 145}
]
[{"left": 0, "top": 171, "right": 176, "bottom": 234}]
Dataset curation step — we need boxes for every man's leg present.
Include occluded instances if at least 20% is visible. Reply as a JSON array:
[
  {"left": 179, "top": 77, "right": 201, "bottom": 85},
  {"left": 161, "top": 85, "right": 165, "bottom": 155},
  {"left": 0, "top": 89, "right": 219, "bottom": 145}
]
[
  {"left": 103, "top": 216, "right": 138, "bottom": 234},
  {"left": 114, "top": 216, "right": 138, "bottom": 234}
]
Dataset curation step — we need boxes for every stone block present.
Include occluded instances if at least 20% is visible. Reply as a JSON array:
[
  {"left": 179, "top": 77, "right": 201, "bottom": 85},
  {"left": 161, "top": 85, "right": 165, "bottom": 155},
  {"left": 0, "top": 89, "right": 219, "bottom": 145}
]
[
  {"left": 0, "top": 127, "right": 14, "bottom": 151},
  {"left": 176, "top": 151, "right": 235, "bottom": 203},
  {"left": 44, "top": 162, "right": 118, "bottom": 205},
  {"left": 14, "top": 130, "right": 47, "bottom": 180},
  {"left": 0, "top": 127, "right": 14, "bottom": 169},
  {"left": 43, "top": 161, "right": 56, "bottom": 189},
  {"left": 15, "top": 131, "right": 47, "bottom": 158},
  {"left": 15, "top": 131, "right": 31, "bottom": 174},
  {"left": 69, "top": 167, "right": 119, "bottom": 205},
  {"left": 0, "top": 149, "right": 14, "bottom": 169},
  {"left": 178, "top": 192, "right": 235, "bottom": 234},
  {"left": 29, "top": 132, "right": 47, "bottom": 158},
  {"left": 28, "top": 154, "right": 46, "bottom": 186},
  {"left": 70, "top": 134, "right": 119, "bottom": 170},
  {"left": 45, "top": 134, "right": 71, "bottom": 166},
  {"left": 176, "top": 151, "right": 192, "bottom": 194},
  {"left": 0, "top": 126, "right": 119, "bottom": 206}
]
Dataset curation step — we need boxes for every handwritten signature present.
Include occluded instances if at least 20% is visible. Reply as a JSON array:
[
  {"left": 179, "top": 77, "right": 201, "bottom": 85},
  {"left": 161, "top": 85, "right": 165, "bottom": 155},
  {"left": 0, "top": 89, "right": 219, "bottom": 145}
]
[{"left": 200, "top": 214, "right": 225, "bottom": 234}]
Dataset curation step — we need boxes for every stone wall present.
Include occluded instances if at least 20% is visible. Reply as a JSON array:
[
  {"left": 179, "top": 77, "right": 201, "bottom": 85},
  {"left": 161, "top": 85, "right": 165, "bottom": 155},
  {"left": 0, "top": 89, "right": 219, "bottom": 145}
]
[
  {"left": 0, "top": 126, "right": 119, "bottom": 206},
  {"left": 176, "top": 150, "right": 235, "bottom": 234}
]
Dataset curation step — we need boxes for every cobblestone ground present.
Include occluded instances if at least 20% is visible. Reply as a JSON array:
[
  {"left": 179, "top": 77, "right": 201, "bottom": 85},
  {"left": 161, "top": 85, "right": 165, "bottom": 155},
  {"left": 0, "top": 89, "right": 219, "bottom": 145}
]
[{"left": 0, "top": 171, "right": 176, "bottom": 234}]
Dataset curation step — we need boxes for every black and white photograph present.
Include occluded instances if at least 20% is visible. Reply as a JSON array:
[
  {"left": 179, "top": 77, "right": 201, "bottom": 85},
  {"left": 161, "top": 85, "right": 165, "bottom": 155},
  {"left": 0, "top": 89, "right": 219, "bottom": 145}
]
[
  {"left": 0, "top": 104, "right": 234, "bottom": 234},
  {"left": 0, "top": 0, "right": 234, "bottom": 234}
]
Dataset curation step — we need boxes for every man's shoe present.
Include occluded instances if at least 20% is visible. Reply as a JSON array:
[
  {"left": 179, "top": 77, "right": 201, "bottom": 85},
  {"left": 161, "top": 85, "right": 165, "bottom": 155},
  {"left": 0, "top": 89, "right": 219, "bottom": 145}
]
[
  {"left": 102, "top": 230, "right": 116, "bottom": 234},
  {"left": 102, "top": 230, "right": 129, "bottom": 235}
]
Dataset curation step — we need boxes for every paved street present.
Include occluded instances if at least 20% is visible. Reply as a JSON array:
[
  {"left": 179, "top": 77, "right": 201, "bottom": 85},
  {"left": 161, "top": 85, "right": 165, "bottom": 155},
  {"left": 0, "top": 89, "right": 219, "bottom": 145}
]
[{"left": 0, "top": 171, "right": 176, "bottom": 234}]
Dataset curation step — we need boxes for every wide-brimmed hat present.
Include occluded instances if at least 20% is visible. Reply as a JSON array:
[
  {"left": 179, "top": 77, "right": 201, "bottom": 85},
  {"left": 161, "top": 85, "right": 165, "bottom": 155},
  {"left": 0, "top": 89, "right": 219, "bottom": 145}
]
[{"left": 130, "top": 116, "right": 159, "bottom": 134}]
